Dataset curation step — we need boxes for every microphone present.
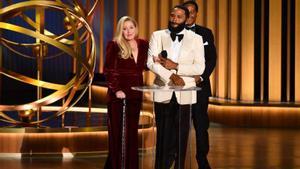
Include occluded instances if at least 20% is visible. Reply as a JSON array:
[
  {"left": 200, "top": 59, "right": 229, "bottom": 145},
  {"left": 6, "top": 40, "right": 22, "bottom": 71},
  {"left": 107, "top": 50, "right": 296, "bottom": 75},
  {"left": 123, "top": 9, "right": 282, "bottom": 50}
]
[{"left": 160, "top": 50, "right": 168, "bottom": 59}]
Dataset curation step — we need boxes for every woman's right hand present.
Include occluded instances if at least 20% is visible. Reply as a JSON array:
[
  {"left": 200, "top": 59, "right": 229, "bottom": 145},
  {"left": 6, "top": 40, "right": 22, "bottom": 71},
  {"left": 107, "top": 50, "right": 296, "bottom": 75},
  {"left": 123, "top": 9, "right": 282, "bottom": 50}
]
[{"left": 115, "top": 90, "right": 126, "bottom": 99}]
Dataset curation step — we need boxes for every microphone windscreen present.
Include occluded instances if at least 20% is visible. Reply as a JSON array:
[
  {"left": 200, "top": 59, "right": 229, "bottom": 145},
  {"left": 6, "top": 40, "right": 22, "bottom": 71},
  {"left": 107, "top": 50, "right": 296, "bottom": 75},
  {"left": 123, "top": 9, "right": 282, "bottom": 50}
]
[{"left": 160, "top": 50, "right": 168, "bottom": 58}]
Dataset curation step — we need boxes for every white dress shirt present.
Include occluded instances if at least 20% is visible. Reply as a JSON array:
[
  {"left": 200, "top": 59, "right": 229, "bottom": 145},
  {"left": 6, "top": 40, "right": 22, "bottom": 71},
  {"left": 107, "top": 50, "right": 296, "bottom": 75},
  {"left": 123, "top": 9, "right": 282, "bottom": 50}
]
[{"left": 169, "top": 30, "right": 184, "bottom": 63}]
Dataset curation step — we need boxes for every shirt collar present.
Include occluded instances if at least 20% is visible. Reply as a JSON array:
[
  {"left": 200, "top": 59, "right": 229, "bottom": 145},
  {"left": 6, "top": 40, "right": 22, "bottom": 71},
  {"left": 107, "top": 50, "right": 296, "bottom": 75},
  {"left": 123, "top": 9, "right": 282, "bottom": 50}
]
[{"left": 186, "top": 24, "right": 196, "bottom": 28}]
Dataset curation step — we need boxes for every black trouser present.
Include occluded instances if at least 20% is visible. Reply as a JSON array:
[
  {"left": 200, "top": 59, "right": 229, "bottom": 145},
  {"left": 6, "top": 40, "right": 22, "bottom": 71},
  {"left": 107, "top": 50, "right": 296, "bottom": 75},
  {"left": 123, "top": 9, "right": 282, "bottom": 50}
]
[
  {"left": 154, "top": 94, "right": 191, "bottom": 169},
  {"left": 192, "top": 94, "right": 211, "bottom": 169}
]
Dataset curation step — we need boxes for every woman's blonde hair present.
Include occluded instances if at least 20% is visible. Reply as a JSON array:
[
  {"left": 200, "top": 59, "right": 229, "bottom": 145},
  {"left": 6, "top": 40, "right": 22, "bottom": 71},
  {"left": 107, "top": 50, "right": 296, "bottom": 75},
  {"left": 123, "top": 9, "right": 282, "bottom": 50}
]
[{"left": 113, "top": 16, "right": 138, "bottom": 59}]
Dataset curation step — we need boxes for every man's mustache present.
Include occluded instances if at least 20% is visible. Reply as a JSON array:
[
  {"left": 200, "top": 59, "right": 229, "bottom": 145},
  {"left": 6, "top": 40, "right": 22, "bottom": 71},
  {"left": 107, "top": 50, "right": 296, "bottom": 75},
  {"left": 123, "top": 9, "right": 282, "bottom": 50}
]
[{"left": 170, "top": 22, "right": 179, "bottom": 25}]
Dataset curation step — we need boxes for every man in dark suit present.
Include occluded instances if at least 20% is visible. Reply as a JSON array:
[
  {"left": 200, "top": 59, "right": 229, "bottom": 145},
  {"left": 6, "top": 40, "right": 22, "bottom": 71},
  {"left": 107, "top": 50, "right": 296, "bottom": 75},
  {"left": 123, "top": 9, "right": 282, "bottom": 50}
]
[{"left": 182, "top": 1, "right": 217, "bottom": 169}]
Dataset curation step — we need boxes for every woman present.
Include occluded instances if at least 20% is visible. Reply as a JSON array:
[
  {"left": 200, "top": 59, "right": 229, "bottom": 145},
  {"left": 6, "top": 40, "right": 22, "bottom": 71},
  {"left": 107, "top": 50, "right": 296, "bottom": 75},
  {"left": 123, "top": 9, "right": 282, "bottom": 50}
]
[{"left": 104, "top": 16, "right": 149, "bottom": 169}]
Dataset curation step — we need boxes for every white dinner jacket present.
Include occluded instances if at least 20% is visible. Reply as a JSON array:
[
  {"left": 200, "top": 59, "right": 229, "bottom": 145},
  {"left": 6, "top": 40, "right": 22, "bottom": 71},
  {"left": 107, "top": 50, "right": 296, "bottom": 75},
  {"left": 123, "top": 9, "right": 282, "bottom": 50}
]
[{"left": 147, "top": 29, "right": 205, "bottom": 105}]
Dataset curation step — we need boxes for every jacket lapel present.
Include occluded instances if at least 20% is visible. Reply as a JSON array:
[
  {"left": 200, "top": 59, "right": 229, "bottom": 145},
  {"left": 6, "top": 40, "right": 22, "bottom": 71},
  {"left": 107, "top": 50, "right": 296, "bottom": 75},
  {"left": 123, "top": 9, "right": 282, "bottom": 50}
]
[
  {"left": 178, "top": 30, "right": 191, "bottom": 60},
  {"left": 161, "top": 30, "right": 172, "bottom": 58}
]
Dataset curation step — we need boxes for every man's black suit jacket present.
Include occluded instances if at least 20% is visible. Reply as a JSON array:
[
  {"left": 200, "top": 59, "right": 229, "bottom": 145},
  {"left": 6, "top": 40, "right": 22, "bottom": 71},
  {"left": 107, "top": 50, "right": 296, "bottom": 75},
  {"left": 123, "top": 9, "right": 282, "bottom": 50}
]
[{"left": 194, "top": 25, "right": 217, "bottom": 97}]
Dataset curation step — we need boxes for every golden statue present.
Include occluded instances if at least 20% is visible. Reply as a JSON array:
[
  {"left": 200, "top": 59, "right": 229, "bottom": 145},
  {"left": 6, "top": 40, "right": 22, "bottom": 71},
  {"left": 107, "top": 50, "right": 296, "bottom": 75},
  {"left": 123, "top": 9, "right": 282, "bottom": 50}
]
[{"left": 0, "top": 0, "right": 99, "bottom": 126}]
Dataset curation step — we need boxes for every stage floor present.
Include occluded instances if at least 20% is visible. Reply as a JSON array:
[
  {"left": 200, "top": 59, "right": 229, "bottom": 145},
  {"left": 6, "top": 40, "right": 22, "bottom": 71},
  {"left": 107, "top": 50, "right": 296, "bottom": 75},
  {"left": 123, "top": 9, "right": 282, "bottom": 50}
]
[{"left": 0, "top": 123, "right": 300, "bottom": 169}]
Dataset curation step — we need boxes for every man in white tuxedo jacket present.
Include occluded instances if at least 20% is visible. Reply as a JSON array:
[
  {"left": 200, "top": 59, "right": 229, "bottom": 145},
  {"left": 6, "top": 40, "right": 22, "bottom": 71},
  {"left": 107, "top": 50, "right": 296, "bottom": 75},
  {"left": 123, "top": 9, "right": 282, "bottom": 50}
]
[{"left": 147, "top": 5, "right": 205, "bottom": 169}]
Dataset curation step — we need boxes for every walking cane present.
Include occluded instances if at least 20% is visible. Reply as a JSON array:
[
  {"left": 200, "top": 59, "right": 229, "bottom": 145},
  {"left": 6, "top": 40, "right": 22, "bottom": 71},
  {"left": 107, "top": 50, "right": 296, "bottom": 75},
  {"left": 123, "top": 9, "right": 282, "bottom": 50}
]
[{"left": 121, "top": 99, "right": 126, "bottom": 169}]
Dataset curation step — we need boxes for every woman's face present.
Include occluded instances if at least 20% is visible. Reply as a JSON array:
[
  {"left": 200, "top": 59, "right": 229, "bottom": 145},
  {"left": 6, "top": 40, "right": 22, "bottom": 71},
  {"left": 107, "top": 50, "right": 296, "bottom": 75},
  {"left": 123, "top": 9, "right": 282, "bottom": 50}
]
[{"left": 122, "top": 20, "right": 136, "bottom": 41}]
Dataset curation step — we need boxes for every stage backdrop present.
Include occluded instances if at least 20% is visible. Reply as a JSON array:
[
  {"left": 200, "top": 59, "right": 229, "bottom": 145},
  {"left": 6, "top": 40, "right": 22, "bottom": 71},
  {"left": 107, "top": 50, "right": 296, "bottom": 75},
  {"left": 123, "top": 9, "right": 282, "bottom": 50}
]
[
  {"left": 1, "top": 0, "right": 300, "bottom": 104},
  {"left": 124, "top": 0, "right": 300, "bottom": 103}
]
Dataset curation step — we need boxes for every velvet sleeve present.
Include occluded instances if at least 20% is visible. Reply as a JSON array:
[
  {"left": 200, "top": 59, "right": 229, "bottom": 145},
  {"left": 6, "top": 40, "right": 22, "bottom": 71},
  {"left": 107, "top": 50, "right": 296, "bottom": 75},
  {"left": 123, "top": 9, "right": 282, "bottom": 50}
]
[
  {"left": 140, "top": 39, "right": 150, "bottom": 71},
  {"left": 104, "top": 41, "right": 121, "bottom": 93}
]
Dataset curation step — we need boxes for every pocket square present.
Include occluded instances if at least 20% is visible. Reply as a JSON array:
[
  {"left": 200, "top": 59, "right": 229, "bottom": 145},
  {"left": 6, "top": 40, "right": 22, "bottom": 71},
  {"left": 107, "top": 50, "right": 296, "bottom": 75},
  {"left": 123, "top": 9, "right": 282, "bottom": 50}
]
[{"left": 203, "top": 41, "right": 209, "bottom": 46}]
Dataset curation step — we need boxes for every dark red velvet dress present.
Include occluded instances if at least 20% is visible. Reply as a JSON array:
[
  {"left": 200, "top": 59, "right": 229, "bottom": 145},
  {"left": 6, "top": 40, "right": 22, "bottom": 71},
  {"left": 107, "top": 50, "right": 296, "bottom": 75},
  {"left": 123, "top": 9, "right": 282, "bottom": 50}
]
[{"left": 104, "top": 39, "right": 149, "bottom": 169}]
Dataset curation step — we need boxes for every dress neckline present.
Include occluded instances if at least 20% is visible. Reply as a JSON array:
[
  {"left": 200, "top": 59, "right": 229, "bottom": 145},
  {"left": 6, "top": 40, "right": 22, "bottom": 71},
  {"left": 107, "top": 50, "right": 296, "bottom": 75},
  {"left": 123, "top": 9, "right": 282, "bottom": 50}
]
[{"left": 131, "top": 39, "right": 139, "bottom": 64}]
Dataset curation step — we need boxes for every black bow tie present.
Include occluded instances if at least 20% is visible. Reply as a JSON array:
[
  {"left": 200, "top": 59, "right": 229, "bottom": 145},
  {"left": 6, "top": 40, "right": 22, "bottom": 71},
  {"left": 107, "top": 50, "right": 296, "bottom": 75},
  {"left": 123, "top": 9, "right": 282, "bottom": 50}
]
[
  {"left": 186, "top": 26, "right": 196, "bottom": 32},
  {"left": 170, "top": 33, "right": 184, "bottom": 42}
]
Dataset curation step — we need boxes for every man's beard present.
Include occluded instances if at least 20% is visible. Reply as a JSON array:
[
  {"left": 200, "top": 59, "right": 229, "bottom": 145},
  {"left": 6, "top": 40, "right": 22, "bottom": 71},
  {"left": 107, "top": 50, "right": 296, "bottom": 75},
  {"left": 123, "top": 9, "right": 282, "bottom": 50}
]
[{"left": 168, "top": 21, "right": 186, "bottom": 34}]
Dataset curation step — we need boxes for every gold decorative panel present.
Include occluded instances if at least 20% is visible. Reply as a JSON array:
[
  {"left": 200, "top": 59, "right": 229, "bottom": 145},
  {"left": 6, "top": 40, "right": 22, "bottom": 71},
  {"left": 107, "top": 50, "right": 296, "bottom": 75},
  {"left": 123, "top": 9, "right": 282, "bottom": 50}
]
[
  {"left": 296, "top": 0, "right": 300, "bottom": 102},
  {"left": 268, "top": 0, "right": 282, "bottom": 101}
]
